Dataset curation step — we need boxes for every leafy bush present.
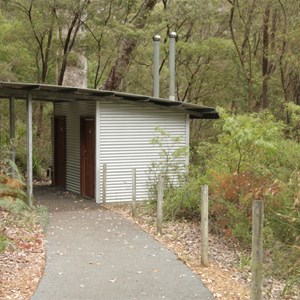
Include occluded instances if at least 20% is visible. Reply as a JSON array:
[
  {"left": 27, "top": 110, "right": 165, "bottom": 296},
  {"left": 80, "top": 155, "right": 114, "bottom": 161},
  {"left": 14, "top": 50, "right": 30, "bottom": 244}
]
[
  {"left": 268, "top": 243, "right": 300, "bottom": 297},
  {"left": 202, "top": 110, "right": 300, "bottom": 292},
  {"left": 163, "top": 169, "right": 207, "bottom": 221},
  {"left": 209, "top": 195, "right": 252, "bottom": 246},
  {"left": 285, "top": 102, "right": 300, "bottom": 142},
  {"left": 160, "top": 109, "right": 300, "bottom": 291},
  {"left": 33, "top": 204, "right": 49, "bottom": 231},
  {"left": 147, "top": 126, "right": 188, "bottom": 200},
  {"left": 0, "top": 106, "right": 52, "bottom": 180},
  {"left": 198, "top": 109, "right": 285, "bottom": 176},
  {"left": 16, "top": 149, "right": 45, "bottom": 179},
  {"left": 0, "top": 197, "right": 29, "bottom": 213},
  {"left": 0, "top": 156, "right": 49, "bottom": 253},
  {"left": 0, "top": 233, "right": 9, "bottom": 252},
  {"left": 0, "top": 156, "right": 28, "bottom": 204}
]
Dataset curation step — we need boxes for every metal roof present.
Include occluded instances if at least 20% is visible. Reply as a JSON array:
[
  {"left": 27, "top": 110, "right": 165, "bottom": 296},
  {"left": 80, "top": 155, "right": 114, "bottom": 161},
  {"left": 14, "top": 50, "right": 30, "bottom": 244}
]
[{"left": 0, "top": 82, "right": 219, "bottom": 119}]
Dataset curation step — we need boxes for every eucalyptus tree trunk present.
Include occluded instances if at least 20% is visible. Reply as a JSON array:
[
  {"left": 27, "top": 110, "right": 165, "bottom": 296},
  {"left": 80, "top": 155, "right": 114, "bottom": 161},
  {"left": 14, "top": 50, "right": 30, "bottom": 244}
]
[
  {"left": 258, "top": 2, "right": 276, "bottom": 111},
  {"left": 228, "top": 0, "right": 258, "bottom": 112},
  {"left": 57, "top": 11, "right": 87, "bottom": 87},
  {"left": 103, "top": 0, "right": 158, "bottom": 91}
]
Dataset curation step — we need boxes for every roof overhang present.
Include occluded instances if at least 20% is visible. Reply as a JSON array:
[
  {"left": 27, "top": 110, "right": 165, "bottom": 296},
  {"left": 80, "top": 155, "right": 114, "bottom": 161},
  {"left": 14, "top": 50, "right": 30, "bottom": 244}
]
[{"left": 0, "top": 82, "right": 219, "bottom": 119}]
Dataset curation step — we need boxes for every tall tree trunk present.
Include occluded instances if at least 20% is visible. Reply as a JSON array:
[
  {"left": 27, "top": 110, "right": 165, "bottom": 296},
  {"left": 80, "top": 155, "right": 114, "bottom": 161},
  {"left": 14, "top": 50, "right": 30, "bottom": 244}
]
[
  {"left": 57, "top": 12, "right": 82, "bottom": 86},
  {"left": 103, "top": 0, "right": 158, "bottom": 91},
  {"left": 37, "top": 8, "right": 55, "bottom": 139},
  {"left": 228, "top": 0, "right": 258, "bottom": 112},
  {"left": 260, "top": 4, "right": 271, "bottom": 110},
  {"left": 257, "top": 3, "right": 276, "bottom": 111}
]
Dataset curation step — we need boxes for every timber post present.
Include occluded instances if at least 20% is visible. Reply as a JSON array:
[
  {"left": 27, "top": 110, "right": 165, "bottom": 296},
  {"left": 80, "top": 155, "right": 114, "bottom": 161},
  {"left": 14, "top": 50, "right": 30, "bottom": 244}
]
[
  {"left": 251, "top": 200, "right": 264, "bottom": 300},
  {"left": 9, "top": 97, "right": 16, "bottom": 178},
  {"left": 26, "top": 92, "right": 33, "bottom": 206},
  {"left": 102, "top": 163, "right": 107, "bottom": 204},
  {"left": 132, "top": 168, "right": 137, "bottom": 218},
  {"left": 157, "top": 174, "right": 164, "bottom": 235},
  {"left": 201, "top": 184, "right": 209, "bottom": 267}
]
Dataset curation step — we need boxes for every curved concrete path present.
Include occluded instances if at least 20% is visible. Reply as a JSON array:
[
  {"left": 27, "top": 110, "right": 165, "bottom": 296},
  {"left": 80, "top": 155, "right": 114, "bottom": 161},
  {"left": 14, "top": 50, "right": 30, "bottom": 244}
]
[{"left": 32, "top": 186, "right": 213, "bottom": 300}]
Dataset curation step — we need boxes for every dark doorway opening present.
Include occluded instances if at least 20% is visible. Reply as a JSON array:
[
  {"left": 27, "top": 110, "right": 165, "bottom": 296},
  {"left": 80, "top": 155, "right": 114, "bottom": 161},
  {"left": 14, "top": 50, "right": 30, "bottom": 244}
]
[
  {"left": 80, "top": 117, "right": 95, "bottom": 198},
  {"left": 54, "top": 116, "right": 66, "bottom": 189}
]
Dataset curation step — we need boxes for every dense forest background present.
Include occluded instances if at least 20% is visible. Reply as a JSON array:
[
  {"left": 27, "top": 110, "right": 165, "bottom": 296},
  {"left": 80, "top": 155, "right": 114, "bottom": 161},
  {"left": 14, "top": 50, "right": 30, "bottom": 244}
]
[
  {"left": 0, "top": 0, "right": 300, "bottom": 296},
  {"left": 0, "top": 0, "right": 299, "bottom": 110}
]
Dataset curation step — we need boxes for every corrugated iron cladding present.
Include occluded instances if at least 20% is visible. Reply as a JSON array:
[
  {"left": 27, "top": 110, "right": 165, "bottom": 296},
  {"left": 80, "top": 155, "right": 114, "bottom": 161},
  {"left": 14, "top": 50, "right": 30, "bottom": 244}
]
[
  {"left": 98, "top": 101, "right": 187, "bottom": 202},
  {"left": 55, "top": 100, "right": 188, "bottom": 202}
]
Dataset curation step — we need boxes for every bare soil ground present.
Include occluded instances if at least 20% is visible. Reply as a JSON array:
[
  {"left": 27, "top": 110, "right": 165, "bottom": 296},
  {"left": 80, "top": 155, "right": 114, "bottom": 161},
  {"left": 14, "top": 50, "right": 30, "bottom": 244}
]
[{"left": 0, "top": 210, "right": 45, "bottom": 300}]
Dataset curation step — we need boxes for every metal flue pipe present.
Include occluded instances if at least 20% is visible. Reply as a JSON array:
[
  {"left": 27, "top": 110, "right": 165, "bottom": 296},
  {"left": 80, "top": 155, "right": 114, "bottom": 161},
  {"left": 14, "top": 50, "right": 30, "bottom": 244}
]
[
  {"left": 153, "top": 34, "right": 161, "bottom": 98},
  {"left": 169, "top": 32, "right": 177, "bottom": 101}
]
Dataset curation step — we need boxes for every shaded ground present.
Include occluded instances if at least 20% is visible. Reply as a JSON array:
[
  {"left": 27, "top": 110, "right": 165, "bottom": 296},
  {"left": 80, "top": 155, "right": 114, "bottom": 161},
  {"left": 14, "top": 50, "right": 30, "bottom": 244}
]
[{"left": 32, "top": 186, "right": 213, "bottom": 300}]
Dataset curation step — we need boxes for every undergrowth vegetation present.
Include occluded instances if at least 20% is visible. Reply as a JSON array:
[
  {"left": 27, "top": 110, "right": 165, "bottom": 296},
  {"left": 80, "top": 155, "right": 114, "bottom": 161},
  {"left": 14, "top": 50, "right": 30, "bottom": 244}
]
[
  {"left": 0, "top": 154, "right": 48, "bottom": 253},
  {"left": 156, "top": 108, "right": 300, "bottom": 295}
]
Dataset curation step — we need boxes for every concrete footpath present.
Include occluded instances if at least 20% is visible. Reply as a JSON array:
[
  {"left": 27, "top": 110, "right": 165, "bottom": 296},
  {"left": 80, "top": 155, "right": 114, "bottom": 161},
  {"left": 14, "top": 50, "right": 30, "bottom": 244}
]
[{"left": 32, "top": 186, "right": 213, "bottom": 300}]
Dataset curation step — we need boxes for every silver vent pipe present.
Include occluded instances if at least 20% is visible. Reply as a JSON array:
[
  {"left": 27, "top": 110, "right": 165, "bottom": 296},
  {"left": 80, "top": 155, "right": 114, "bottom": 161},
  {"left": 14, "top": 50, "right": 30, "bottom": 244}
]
[
  {"left": 169, "top": 32, "right": 177, "bottom": 101},
  {"left": 153, "top": 34, "right": 161, "bottom": 98}
]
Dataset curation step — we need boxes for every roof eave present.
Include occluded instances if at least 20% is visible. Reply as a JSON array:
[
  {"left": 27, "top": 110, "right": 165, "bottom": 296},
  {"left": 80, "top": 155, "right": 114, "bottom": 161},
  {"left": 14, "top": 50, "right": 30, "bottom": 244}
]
[{"left": 0, "top": 82, "right": 219, "bottom": 120}]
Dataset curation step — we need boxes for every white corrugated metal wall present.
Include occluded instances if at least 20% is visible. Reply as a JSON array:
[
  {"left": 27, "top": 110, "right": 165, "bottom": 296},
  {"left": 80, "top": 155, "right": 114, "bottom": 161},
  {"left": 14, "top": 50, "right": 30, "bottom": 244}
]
[
  {"left": 97, "top": 100, "right": 188, "bottom": 202},
  {"left": 54, "top": 102, "right": 95, "bottom": 194},
  {"left": 54, "top": 100, "right": 189, "bottom": 202}
]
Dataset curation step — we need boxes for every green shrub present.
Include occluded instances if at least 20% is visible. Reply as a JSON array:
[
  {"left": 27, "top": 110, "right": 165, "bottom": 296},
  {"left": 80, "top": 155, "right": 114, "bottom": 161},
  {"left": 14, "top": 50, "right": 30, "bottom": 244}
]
[
  {"left": 147, "top": 126, "right": 188, "bottom": 200},
  {"left": 209, "top": 195, "right": 252, "bottom": 245},
  {"left": 163, "top": 170, "right": 205, "bottom": 221},
  {"left": 198, "top": 110, "right": 300, "bottom": 291},
  {"left": 16, "top": 150, "right": 45, "bottom": 179},
  {"left": 34, "top": 205, "right": 49, "bottom": 231},
  {"left": 196, "top": 110, "right": 300, "bottom": 242},
  {"left": 161, "top": 109, "right": 300, "bottom": 291},
  {"left": 0, "top": 197, "right": 29, "bottom": 213},
  {"left": 268, "top": 244, "right": 300, "bottom": 297},
  {"left": 0, "top": 233, "right": 9, "bottom": 252}
]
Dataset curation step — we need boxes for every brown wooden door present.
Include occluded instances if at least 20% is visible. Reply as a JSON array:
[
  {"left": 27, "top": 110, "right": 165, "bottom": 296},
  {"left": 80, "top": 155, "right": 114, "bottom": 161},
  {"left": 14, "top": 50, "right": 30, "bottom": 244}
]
[
  {"left": 80, "top": 118, "right": 95, "bottom": 198},
  {"left": 54, "top": 116, "right": 66, "bottom": 189}
]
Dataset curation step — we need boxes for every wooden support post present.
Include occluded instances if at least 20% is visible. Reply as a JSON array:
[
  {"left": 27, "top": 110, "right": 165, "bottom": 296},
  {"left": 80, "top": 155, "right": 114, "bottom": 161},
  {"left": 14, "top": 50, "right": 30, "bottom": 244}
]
[
  {"left": 102, "top": 163, "right": 107, "bottom": 204},
  {"left": 156, "top": 174, "right": 164, "bottom": 235},
  {"left": 26, "top": 93, "right": 33, "bottom": 206},
  {"left": 132, "top": 168, "right": 137, "bottom": 218},
  {"left": 9, "top": 97, "right": 16, "bottom": 177},
  {"left": 251, "top": 200, "right": 264, "bottom": 300},
  {"left": 201, "top": 184, "right": 209, "bottom": 267}
]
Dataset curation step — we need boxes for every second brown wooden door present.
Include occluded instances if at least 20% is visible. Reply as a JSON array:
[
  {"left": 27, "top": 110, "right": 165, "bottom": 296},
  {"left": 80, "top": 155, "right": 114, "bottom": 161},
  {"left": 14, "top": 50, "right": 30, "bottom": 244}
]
[{"left": 80, "top": 118, "right": 95, "bottom": 198}]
